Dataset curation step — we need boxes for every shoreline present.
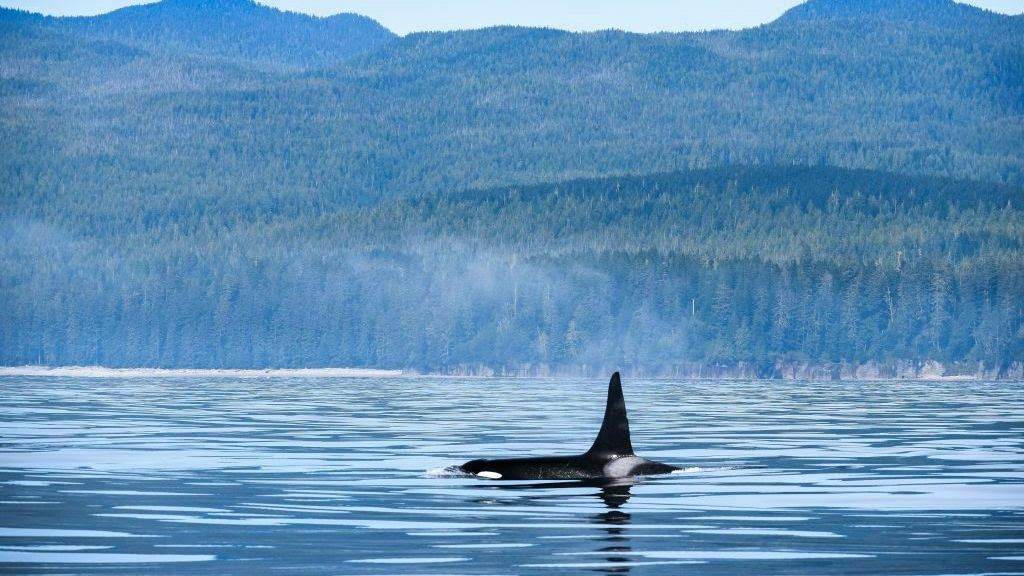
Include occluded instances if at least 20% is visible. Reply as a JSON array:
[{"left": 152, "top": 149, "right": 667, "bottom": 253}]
[
  {"left": 0, "top": 366, "right": 407, "bottom": 379},
  {"left": 0, "top": 365, "right": 1019, "bottom": 382}
]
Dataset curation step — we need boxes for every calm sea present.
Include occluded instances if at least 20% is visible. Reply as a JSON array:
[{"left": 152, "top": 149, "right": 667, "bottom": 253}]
[{"left": 1, "top": 376, "right": 1022, "bottom": 575}]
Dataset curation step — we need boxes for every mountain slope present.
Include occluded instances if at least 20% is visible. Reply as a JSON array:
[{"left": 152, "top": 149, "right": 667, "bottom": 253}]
[
  {"left": 1, "top": 0, "right": 1022, "bottom": 372},
  {"left": 4, "top": 0, "right": 396, "bottom": 70},
  {"left": 2, "top": 0, "right": 1020, "bottom": 204},
  {"left": 777, "top": 0, "right": 991, "bottom": 24},
  {"left": 2, "top": 166, "right": 1021, "bottom": 371}
]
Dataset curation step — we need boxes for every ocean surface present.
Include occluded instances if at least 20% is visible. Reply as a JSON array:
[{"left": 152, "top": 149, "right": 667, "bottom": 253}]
[{"left": 1, "top": 375, "right": 1022, "bottom": 575}]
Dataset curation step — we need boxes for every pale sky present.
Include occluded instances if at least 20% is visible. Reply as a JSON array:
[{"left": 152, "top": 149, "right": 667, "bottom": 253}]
[{"left": 4, "top": 0, "right": 1022, "bottom": 34}]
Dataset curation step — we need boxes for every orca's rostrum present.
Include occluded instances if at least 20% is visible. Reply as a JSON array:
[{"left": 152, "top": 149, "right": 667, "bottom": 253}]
[{"left": 460, "top": 372, "right": 679, "bottom": 480}]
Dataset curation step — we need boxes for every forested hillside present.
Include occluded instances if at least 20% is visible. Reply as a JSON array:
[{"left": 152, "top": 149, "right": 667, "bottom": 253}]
[
  {"left": 2, "top": 0, "right": 395, "bottom": 70},
  {"left": 3, "top": 0, "right": 1023, "bottom": 207},
  {"left": 1, "top": 0, "right": 1022, "bottom": 376},
  {"left": 3, "top": 167, "right": 1021, "bottom": 375}
]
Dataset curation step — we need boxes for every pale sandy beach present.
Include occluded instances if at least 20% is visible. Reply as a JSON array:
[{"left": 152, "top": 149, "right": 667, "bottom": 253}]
[{"left": 0, "top": 366, "right": 406, "bottom": 379}]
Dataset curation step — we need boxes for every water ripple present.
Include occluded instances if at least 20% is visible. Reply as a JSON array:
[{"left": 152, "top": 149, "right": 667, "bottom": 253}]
[{"left": 1, "top": 376, "right": 1022, "bottom": 574}]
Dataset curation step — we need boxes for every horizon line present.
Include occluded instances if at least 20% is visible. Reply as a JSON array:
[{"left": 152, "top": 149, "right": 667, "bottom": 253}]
[{"left": 1, "top": 0, "right": 1021, "bottom": 36}]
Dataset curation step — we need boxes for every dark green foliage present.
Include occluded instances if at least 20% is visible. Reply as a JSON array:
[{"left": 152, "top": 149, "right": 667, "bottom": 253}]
[
  {"left": 2, "top": 0, "right": 396, "bottom": 70},
  {"left": 1, "top": 0, "right": 1022, "bottom": 372},
  {"left": 2, "top": 0, "right": 1022, "bottom": 214},
  {"left": 778, "top": 0, "right": 991, "bottom": 24},
  {"left": 2, "top": 167, "right": 1021, "bottom": 371}
]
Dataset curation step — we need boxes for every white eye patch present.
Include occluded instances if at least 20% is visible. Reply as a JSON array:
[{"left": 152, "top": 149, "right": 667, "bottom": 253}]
[{"left": 476, "top": 471, "right": 502, "bottom": 479}]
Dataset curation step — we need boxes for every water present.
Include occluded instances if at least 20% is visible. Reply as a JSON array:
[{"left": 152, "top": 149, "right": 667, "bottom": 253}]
[{"left": 1, "top": 376, "right": 1022, "bottom": 575}]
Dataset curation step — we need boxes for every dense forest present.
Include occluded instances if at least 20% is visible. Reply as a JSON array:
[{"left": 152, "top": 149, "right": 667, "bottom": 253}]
[
  {"left": 1, "top": 0, "right": 1022, "bottom": 376},
  {"left": 3, "top": 167, "right": 1021, "bottom": 376}
]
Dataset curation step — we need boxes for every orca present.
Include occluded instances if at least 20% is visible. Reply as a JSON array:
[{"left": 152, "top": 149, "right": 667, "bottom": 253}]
[{"left": 460, "top": 372, "right": 679, "bottom": 480}]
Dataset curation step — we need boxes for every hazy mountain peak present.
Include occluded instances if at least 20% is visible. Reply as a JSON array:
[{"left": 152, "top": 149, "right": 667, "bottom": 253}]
[
  {"left": 777, "top": 0, "right": 980, "bottom": 23},
  {"left": 32, "top": 0, "right": 396, "bottom": 70},
  {"left": 146, "top": 0, "right": 261, "bottom": 10},
  {"left": 0, "top": 5, "right": 43, "bottom": 22},
  {"left": 161, "top": 0, "right": 247, "bottom": 5}
]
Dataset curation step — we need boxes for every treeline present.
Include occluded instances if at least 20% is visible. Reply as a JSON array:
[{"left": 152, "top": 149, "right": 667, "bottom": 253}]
[{"left": 2, "top": 167, "right": 1021, "bottom": 374}]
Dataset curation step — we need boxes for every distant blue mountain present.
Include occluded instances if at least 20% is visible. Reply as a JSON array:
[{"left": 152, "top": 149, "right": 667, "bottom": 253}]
[
  {"left": 2, "top": 0, "right": 396, "bottom": 69},
  {"left": 776, "top": 0, "right": 1003, "bottom": 24},
  {"left": 1, "top": 0, "right": 1022, "bottom": 373},
  {"left": 1, "top": 0, "right": 1020, "bottom": 189}
]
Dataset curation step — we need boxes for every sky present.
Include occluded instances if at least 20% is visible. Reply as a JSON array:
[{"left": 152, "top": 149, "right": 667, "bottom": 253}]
[{"left": 4, "top": 0, "right": 1022, "bottom": 34}]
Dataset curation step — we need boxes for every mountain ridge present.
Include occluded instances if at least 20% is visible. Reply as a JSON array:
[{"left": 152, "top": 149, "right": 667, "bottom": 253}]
[
  {"left": 1, "top": 0, "right": 397, "bottom": 70},
  {"left": 1, "top": 1, "right": 1021, "bottom": 373},
  {"left": 5, "top": 0, "right": 1021, "bottom": 38},
  {"left": 779, "top": 0, "right": 986, "bottom": 21},
  {"left": 2, "top": 0, "right": 1021, "bottom": 204}
]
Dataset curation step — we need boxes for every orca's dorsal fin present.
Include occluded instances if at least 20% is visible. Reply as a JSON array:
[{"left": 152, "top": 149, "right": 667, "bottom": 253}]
[{"left": 586, "top": 372, "right": 634, "bottom": 458}]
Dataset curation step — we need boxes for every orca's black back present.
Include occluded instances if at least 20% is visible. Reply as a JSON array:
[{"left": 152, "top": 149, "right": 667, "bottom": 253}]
[{"left": 461, "top": 455, "right": 605, "bottom": 480}]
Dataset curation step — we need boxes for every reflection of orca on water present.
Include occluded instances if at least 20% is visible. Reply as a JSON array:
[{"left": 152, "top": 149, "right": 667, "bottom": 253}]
[{"left": 460, "top": 373, "right": 679, "bottom": 480}]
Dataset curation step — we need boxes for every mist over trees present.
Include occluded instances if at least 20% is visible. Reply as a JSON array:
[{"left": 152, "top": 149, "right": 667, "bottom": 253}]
[
  {"left": 3, "top": 168, "right": 1021, "bottom": 375},
  {"left": 1, "top": 0, "right": 1022, "bottom": 375}
]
